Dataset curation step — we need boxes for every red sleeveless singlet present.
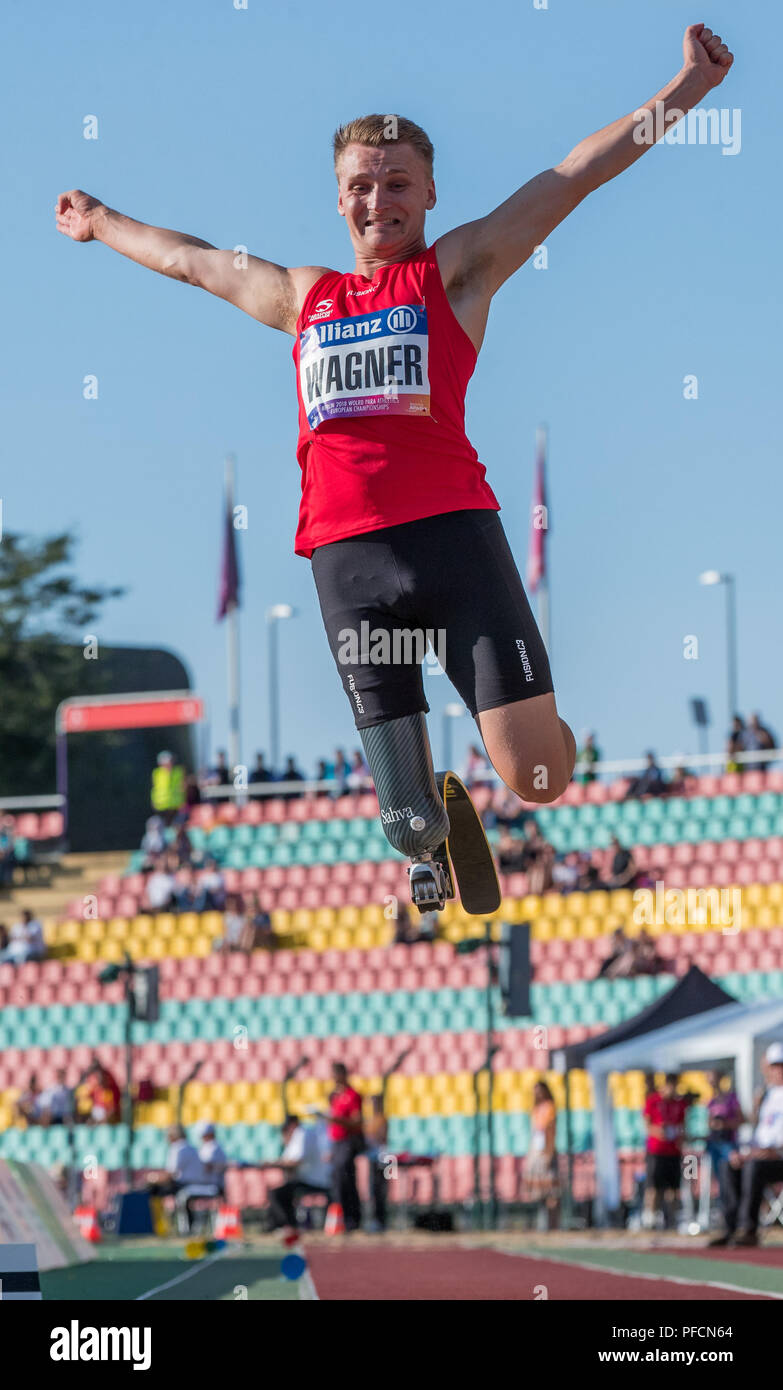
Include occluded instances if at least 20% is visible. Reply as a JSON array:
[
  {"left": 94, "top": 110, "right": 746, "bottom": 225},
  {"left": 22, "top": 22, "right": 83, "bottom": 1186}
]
[{"left": 291, "top": 240, "right": 500, "bottom": 558}]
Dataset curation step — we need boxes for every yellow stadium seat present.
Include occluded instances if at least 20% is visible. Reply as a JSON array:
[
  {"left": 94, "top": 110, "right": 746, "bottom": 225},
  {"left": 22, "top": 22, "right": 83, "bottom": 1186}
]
[
  {"left": 191, "top": 936, "right": 212, "bottom": 957},
  {"left": 271, "top": 911, "right": 291, "bottom": 935},
  {"left": 521, "top": 895, "right": 541, "bottom": 918},
  {"left": 532, "top": 918, "right": 554, "bottom": 942},
  {"left": 579, "top": 916, "right": 603, "bottom": 939},
  {"left": 337, "top": 906, "right": 362, "bottom": 929},
  {"left": 291, "top": 909, "right": 311, "bottom": 932}
]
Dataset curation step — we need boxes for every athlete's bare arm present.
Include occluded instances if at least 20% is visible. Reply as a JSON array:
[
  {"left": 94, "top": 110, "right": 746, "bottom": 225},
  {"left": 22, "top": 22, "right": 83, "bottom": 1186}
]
[
  {"left": 55, "top": 190, "right": 329, "bottom": 335},
  {"left": 437, "top": 24, "right": 733, "bottom": 350}
]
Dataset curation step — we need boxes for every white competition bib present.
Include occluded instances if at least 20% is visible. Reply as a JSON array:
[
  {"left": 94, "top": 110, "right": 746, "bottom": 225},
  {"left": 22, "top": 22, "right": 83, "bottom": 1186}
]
[{"left": 299, "top": 303, "right": 431, "bottom": 430}]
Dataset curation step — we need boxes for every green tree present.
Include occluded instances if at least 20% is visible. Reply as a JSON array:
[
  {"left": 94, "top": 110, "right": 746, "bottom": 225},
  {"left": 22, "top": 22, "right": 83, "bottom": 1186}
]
[{"left": 0, "top": 531, "right": 125, "bottom": 795}]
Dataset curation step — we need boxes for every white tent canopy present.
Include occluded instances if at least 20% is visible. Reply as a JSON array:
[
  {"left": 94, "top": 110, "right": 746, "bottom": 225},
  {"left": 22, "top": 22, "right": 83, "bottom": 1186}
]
[{"left": 588, "top": 997, "right": 783, "bottom": 1218}]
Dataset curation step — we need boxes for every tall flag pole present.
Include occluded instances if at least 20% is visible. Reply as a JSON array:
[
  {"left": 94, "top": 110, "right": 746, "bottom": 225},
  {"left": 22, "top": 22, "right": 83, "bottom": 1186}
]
[
  {"left": 217, "top": 453, "right": 241, "bottom": 776},
  {"left": 526, "top": 425, "right": 551, "bottom": 659}
]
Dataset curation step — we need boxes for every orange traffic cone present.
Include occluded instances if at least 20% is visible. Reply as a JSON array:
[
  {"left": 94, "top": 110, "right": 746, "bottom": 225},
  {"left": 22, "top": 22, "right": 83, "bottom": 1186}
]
[
  {"left": 214, "top": 1205, "right": 243, "bottom": 1241},
  {"left": 74, "top": 1205, "right": 102, "bottom": 1243},
  {"left": 324, "top": 1202, "right": 345, "bottom": 1236}
]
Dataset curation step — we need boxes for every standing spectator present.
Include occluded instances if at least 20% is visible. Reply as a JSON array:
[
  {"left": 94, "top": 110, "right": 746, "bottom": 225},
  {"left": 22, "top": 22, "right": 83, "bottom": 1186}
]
[
  {"left": 322, "top": 1063, "right": 364, "bottom": 1232},
  {"left": 0, "top": 909, "right": 46, "bottom": 963},
  {"left": 747, "top": 713, "right": 777, "bottom": 764},
  {"left": 710, "top": 1044, "right": 783, "bottom": 1248},
  {"left": 198, "top": 1122, "right": 229, "bottom": 1197},
  {"left": 205, "top": 750, "right": 229, "bottom": 786},
  {"left": 642, "top": 1073, "right": 692, "bottom": 1230},
  {"left": 725, "top": 715, "right": 746, "bottom": 774},
  {"left": 462, "top": 743, "right": 492, "bottom": 787},
  {"left": 85, "top": 1063, "right": 122, "bottom": 1124},
  {"left": 140, "top": 815, "right": 167, "bottom": 866},
  {"left": 278, "top": 755, "right": 305, "bottom": 801},
  {"left": 331, "top": 748, "right": 349, "bottom": 797},
  {"left": 364, "top": 1094, "right": 389, "bottom": 1233},
  {"left": 623, "top": 751, "right": 666, "bottom": 800},
  {"left": 193, "top": 857, "right": 226, "bottom": 912},
  {"left": 250, "top": 752, "right": 274, "bottom": 788},
  {"left": 14, "top": 1074, "right": 40, "bottom": 1126},
  {"left": 36, "top": 1069, "right": 74, "bottom": 1127},
  {"left": 263, "top": 1115, "right": 333, "bottom": 1232},
  {"left": 0, "top": 816, "right": 19, "bottom": 888},
  {"left": 150, "top": 750, "right": 186, "bottom": 825},
  {"left": 704, "top": 1070, "right": 743, "bottom": 1170},
  {"left": 606, "top": 835, "right": 638, "bottom": 890},
  {"left": 524, "top": 1080, "right": 559, "bottom": 1228},
  {"left": 576, "top": 731, "right": 601, "bottom": 784},
  {"left": 347, "top": 749, "right": 370, "bottom": 790}
]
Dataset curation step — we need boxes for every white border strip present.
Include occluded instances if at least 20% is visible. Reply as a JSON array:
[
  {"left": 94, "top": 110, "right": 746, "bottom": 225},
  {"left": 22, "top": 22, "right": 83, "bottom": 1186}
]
[
  {"left": 506, "top": 1248, "right": 783, "bottom": 1300},
  {"left": 299, "top": 1266, "right": 319, "bottom": 1301},
  {"left": 136, "top": 1250, "right": 225, "bottom": 1300}
]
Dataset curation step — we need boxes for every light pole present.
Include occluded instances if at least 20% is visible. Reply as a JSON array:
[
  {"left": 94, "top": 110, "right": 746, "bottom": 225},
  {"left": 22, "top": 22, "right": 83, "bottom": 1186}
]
[
  {"left": 699, "top": 571, "right": 738, "bottom": 737},
  {"left": 266, "top": 604, "right": 296, "bottom": 776},
  {"left": 442, "top": 702, "right": 465, "bottom": 772}
]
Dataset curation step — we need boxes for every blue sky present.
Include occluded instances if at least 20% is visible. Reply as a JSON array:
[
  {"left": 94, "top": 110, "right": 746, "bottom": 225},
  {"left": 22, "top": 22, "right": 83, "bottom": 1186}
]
[{"left": 3, "top": 0, "right": 779, "bottom": 779}]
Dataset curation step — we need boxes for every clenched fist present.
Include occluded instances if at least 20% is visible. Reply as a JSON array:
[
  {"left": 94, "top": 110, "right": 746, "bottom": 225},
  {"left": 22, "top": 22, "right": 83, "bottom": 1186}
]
[
  {"left": 55, "top": 189, "right": 105, "bottom": 242},
  {"left": 683, "top": 23, "right": 734, "bottom": 88}
]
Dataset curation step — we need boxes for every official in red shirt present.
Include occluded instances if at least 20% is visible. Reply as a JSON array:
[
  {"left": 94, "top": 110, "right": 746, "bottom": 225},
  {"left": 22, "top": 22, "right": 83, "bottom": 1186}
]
[
  {"left": 642, "top": 1073, "right": 694, "bottom": 1229},
  {"left": 323, "top": 1063, "right": 364, "bottom": 1231}
]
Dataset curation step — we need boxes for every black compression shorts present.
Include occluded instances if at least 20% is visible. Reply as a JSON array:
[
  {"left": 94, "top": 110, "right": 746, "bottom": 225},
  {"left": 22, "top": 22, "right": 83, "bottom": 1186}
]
[{"left": 310, "top": 508, "right": 553, "bottom": 731}]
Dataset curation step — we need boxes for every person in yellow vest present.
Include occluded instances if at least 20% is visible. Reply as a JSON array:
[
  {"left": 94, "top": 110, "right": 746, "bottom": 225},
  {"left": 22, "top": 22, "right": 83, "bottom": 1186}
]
[{"left": 151, "top": 750, "right": 186, "bottom": 825}]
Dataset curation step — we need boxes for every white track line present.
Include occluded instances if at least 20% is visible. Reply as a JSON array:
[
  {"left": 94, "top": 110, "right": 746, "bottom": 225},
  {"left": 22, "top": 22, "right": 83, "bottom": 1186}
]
[
  {"left": 136, "top": 1250, "right": 225, "bottom": 1300},
  {"left": 502, "top": 1248, "right": 783, "bottom": 1300},
  {"left": 299, "top": 1266, "right": 319, "bottom": 1300}
]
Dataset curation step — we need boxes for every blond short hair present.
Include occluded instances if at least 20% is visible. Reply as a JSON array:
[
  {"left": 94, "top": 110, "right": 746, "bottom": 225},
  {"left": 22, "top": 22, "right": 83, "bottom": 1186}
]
[{"left": 333, "top": 114, "right": 434, "bottom": 178}]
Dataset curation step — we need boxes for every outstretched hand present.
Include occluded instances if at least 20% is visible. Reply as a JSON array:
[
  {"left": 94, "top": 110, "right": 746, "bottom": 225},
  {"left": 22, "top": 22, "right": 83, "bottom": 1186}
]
[
  {"left": 55, "top": 189, "right": 103, "bottom": 242},
  {"left": 683, "top": 23, "right": 734, "bottom": 88}
]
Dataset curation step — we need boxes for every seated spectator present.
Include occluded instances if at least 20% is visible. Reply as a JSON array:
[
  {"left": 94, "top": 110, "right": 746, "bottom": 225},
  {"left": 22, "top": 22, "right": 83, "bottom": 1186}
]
[
  {"left": 415, "top": 909, "right": 439, "bottom": 943},
  {"left": 85, "top": 1063, "right": 122, "bottom": 1124},
  {"left": 0, "top": 816, "right": 19, "bottom": 888},
  {"left": 140, "top": 815, "right": 167, "bottom": 865},
  {"left": 596, "top": 928, "right": 634, "bottom": 979},
  {"left": 14, "top": 1074, "right": 40, "bottom": 1126},
  {"left": 576, "top": 731, "right": 601, "bottom": 784},
  {"left": 243, "top": 893, "right": 275, "bottom": 949},
  {"left": 497, "top": 826, "right": 526, "bottom": 873},
  {"left": 171, "top": 824, "right": 193, "bottom": 867},
  {"left": 487, "top": 786, "right": 528, "bottom": 832},
  {"left": 0, "top": 923, "right": 8, "bottom": 954},
  {"left": 198, "top": 1122, "right": 229, "bottom": 1197},
  {"left": 261, "top": 1114, "right": 332, "bottom": 1233},
  {"left": 634, "top": 930, "right": 665, "bottom": 976},
  {"left": 519, "top": 824, "right": 554, "bottom": 895},
  {"left": 606, "top": 835, "right": 638, "bottom": 890},
  {"left": 146, "top": 1124, "right": 215, "bottom": 1234},
  {"left": 709, "top": 1043, "right": 783, "bottom": 1248},
  {"left": 623, "top": 751, "right": 666, "bottom": 800},
  {"left": 0, "top": 909, "right": 46, "bottom": 963},
  {"left": 551, "top": 851, "right": 581, "bottom": 894},
  {"left": 667, "top": 764, "right": 696, "bottom": 797},
  {"left": 393, "top": 904, "right": 416, "bottom": 944},
  {"left": 192, "top": 857, "right": 226, "bottom": 912},
  {"left": 577, "top": 854, "right": 606, "bottom": 892},
  {"left": 36, "top": 1069, "right": 74, "bottom": 1127},
  {"left": 212, "top": 893, "right": 248, "bottom": 953},
  {"left": 346, "top": 748, "right": 371, "bottom": 790},
  {"left": 142, "top": 854, "right": 177, "bottom": 914}
]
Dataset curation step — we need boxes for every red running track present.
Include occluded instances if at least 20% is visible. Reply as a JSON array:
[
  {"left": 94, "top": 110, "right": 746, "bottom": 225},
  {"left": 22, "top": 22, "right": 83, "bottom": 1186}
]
[{"left": 303, "top": 1245, "right": 768, "bottom": 1301}]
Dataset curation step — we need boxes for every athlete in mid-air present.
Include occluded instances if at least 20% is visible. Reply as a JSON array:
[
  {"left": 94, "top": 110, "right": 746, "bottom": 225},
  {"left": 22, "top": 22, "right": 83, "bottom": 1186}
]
[{"left": 57, "top": 23, "right": 733, "bottom": 889}]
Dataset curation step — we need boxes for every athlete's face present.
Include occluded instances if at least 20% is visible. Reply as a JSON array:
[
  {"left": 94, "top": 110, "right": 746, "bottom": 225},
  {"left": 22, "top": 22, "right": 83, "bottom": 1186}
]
[{"left": 337, "top": 142, "right": 435, "bottom": 265}]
